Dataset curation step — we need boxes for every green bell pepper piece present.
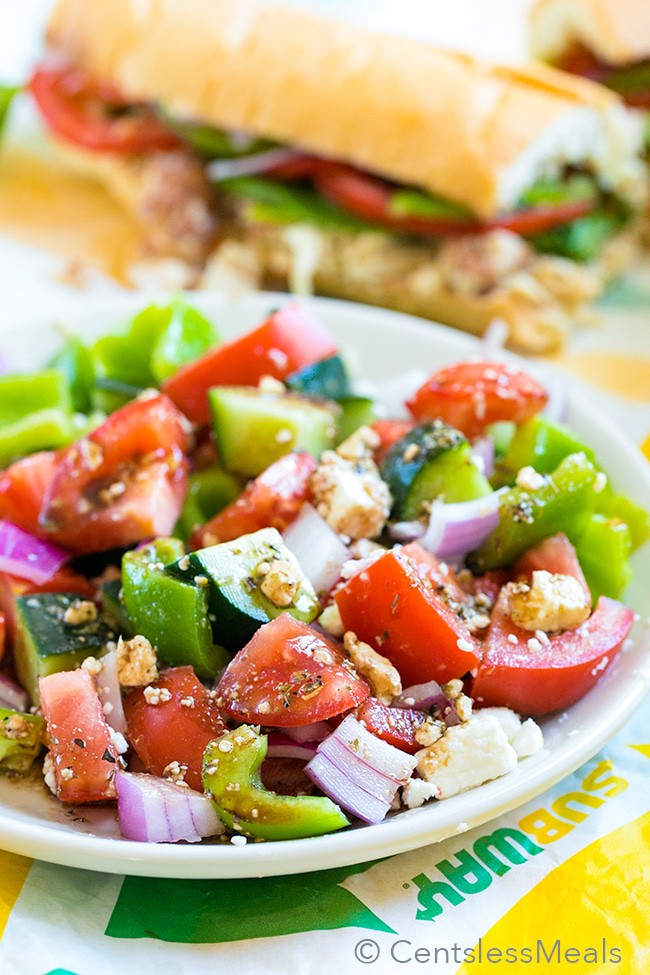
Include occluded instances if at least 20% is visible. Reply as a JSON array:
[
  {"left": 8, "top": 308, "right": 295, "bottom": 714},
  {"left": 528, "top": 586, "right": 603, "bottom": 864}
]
[
  {"left": 468, "top": 452, "right": 599, "bottom": 573},
  {"left": 175, "top": 466, "right": 242, "bottom": 542},
  {"left": 99, "top": 579, "right": 134, "bottom": 638},
  {"left": 596, "top": 488, "right": 650, "bottom": 552},
  {"left": 492, "top": 416, "right": 596, "bottom": 488},
  {"left": 203, "top": 726, "right": 349, "bottom": 840},
  {"left": 0, "top": 408, "right": 75, "bottom": 466},
  {"left": 92, "top": 296, "right": 218, "bottom": 401},
  {"left": 0, "top": 371, "right": 72, "bottom": 425},
  {"left": 0, "top": 709, "right": 44, "bottom": 773},
  {"left": 575, "top": 515, "right": 633, "bottom": 602},
  {"left": 220, "top": 176, "right": 376, "bottom": 232},
  {"left": 121, "top": 538, "right": 229, "bottom": 678},
  {"left": 49, "top": 337, "right": 96, "bottom": 413}
]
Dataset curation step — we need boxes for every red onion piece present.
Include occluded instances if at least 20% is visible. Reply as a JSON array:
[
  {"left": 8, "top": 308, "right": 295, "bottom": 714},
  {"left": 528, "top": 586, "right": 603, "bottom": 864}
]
[
  {"left": 419, "top": 493, "right": 503, "bottom": 561},
  {"left": 116, "top": 772, "right": 223, "bottom": 843},
  {"left": 389, "top": 520, "right": 425, "bottom": 543},
  {"left": 0, "top": 520, "right": 70, "bottom": 585},
  {"left": 305, "top": 715, "right": 416, "bottom": 824},
  {"left": 0, "top": 673, "right": 29, "bottom": 712},
  {"left": 471, "top": 436, "right": 495, "bottom": 479},
  {"left": 92, "top": 649, "right": 126, "bottom": 735},
  {"left": 282, "top": 721, "right": 331, "bottom": 744},
  {"left": 207, "top": 147, "right": 308, "bottom": 181},
  {"left": 266, "top": 733, "right": 317, "bottom": 762},
  {"left": 283, "top": 503, "right": 350, "bottom": 595},
  {"left": 306, "top": 753, "right": 389, "bottom": 824},
  {"left": 392, "top": 681, "right": 461, "bottom": 727}
]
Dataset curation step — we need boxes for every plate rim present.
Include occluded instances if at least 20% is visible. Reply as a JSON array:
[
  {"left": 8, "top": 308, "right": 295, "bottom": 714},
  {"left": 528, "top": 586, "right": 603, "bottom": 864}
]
[{"left": 0, "top": 289, "right": 648, "bottom": 879}]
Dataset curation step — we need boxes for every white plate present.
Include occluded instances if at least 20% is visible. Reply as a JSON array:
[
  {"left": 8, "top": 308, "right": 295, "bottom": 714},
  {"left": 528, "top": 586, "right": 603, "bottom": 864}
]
[{"left": 1, "top": 292, "right": 649, "bottom": 879}]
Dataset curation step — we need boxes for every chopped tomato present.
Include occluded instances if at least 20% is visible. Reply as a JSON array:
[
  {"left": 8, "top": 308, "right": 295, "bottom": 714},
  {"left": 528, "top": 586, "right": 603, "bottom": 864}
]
[
  {"left": 356, "top": 697, "right": 424, "bottom": 755},
  {"left": 29, "top": 62, "right": 181, "bottom": 154},
  {"left": 39, "top": 394, "right": 189, "bottom": 554},
  {"left": 407, "top": 361, "right": 548, "bottom": 439},
  {"left": 335, "top": 542, "right": 481, "bottom": 686},
  {"left": 123, "top": 666, "right": 226, "bottom": 792},
  {"left": 193, "top": 451, "right": 316, "bottom": 547},
  {"left": 39, "top": 668, "right": 121, "bottom": 803},
  {"left": 370, "top": 419, "right": 415, "bottom": 464},
  {"left": 514, "top": 533, "right": 590, "bottom": 599},
  {"left": 314, "top": 163, "right": 595, "bottom": 238},
  {"left": 472, "top": 592, "right": 635, "bottom": 715},
  {"left": 162, "top": 303, "right": 339, "bottom": 424},
  {"left": 216, "top": 613, "right": 369, "bottom": 727},
  {"left": 0, "top": 451, "right": 59, "bottom": 537}
]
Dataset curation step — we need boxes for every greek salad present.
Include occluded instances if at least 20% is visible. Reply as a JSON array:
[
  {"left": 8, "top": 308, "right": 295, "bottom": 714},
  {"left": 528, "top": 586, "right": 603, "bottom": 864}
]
[{"left": 0, "top": 299, "right": 647, "bottom": 846}]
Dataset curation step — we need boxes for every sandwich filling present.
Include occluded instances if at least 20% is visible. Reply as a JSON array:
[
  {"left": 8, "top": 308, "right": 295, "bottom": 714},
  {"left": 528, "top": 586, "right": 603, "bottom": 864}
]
[
  {"left": 28, "top": 60, "right": 643, "bottom": 269},
  {"left": 555, "top": 44, "right": 650, "bottom": 110}
]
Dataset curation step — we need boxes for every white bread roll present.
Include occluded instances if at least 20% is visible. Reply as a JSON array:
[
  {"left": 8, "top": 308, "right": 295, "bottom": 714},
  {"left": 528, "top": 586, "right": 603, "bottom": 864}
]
[
  {"left": 46, "top": 0, "right": 644, "bottom": 219},
  {"left": 531, "top": 0, "right": 650, "bottom": 66}
]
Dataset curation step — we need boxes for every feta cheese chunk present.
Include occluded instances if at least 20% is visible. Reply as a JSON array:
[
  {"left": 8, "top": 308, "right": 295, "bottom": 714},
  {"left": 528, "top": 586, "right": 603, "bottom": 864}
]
[
  {"left": 402, "top": 778, "right": 440, "bottom": 809},
  {"left": 505, "top": 570, "right": 590, "bottom": 633},
  {"left": 343, "top": 630, "right": 401, "bottom": 704},
  {"left": 477, "top": 707, "right": 544, "bottom": 759},
  {"left": 310, "top": 449, "right": 391, "bottom": 540},
  {"left": 416, "top": 714, "right": 518, "bottom": 799},
  {"left": 116, "top": 635, "right": 159, "bottom": 687}
]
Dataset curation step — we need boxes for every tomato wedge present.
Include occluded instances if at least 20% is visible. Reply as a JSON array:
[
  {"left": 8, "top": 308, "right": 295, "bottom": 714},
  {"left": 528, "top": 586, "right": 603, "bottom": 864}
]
[
  {"left": 472, "top": 592, "right": 635, "bottom": 715},
  {"left": 335, "top": 542, "right": 480, "bottom": 686},
  {"left": 407, "top": 361, "right": 548, "bottom": 439},
  {"left": 0, "top": 451, "right": 59, "bottom": 537},
  {"left": 39, "top": 668, "right": 121, "bottom": 803},
  {"left": 123, "top": 666, "right": 227, "bottom": 792},
  {"left": 39, "top": 394, "right": 189, "bottom": 554},
  {"left": 163, "top": 303, "right": 339, "bottom": 425},
  {"left": 356, "top": 697, "right": 424, "bottom": 755},
  {"left": 29, "top": 62, "right": 181, "bottom": 154},
  {"left": 314, "top": 163, "right": 595, "bottom": 238},
  {"left": 193, "top": 451, "right": 316, "bottom": 547},
  {"left": 215, "top": 613, "right": 369, "bottom": 727}
]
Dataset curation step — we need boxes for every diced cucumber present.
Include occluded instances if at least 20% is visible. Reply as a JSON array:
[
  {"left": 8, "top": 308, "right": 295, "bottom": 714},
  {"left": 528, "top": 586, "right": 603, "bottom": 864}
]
[
  {"left": 210, "top": 387, "right": 338, "bottom": 477},
  {"left": 169, "top": 527, "right": 319, "bottom": 652},
  {"left": 380, "top": 422, "right": 491, "bottom": 519},
  {"left": 286, "top": 355, "right": 351, "bottom": 400},
  {"left": 13, "top": 593, "right": 115, "bottom": 704},
  {"left": 0, "top": 709, "right": 44, "bottom": 773},
  {"left": 121, "top": 538, "right": 229, "bottom": 678},
  {"left": 335, "top": 396, "right": 378, "bottom": 444},
  {"left": 492, "top": 416, "right": 596, "bottom": 488}
]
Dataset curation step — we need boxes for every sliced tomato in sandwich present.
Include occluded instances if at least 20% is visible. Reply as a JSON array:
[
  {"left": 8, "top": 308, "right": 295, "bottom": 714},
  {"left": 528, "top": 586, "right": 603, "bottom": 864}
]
[{"left": 29, "top": 62, "right": 181, "bottom": 154}]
